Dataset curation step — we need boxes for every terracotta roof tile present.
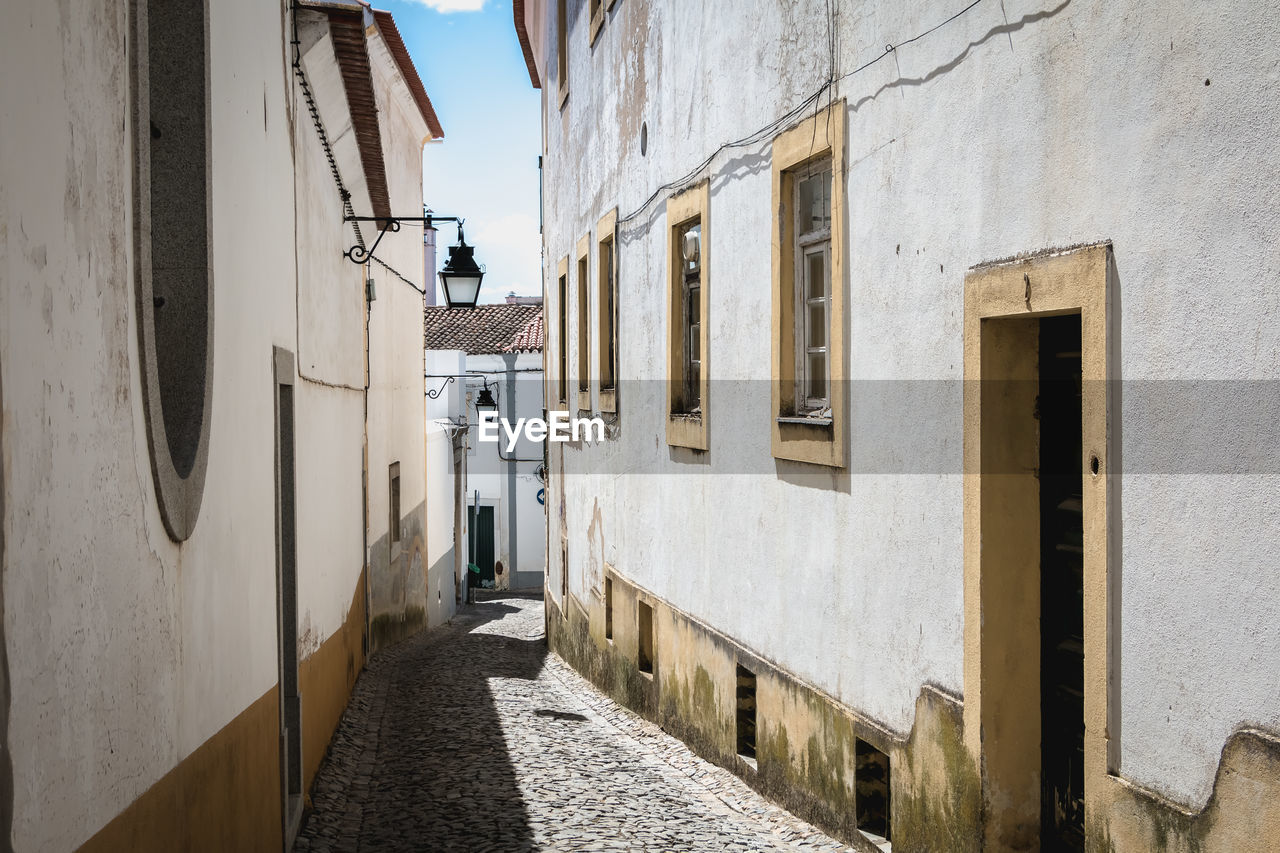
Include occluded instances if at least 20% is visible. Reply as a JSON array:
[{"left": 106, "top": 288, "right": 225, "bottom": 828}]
[
  {"left": 505, "top": 312, "right": 543, "bottom": 353},
  {"left": 424, "top": 303, "right": 544, "bottom": 355}
]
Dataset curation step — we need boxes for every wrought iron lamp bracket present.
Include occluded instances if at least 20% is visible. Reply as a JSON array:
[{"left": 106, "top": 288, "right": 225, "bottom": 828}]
[
  {"left": 425, "top": 375, "right": 455, "bottom": 399},
  {"left": 344, "top": 213, "right": 463, "bottom": 265}
]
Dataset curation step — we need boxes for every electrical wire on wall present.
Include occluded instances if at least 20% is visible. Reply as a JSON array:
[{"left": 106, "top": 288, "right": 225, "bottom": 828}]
[{"left": 615, "top": 0, "right": 985, "bottom": 231}]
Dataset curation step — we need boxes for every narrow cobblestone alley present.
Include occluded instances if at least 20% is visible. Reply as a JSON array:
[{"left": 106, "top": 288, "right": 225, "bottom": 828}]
[{"left": 296, "top": 595, "right": 854, "bottom": 853}]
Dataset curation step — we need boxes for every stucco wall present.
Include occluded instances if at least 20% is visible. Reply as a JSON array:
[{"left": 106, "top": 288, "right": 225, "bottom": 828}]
[
  {"left": 539, "top": 0, "right": 1280, "bottom": 811},
  {"left": 0, "top": 2, "right": 435, "bottom": 848},
  {"left": 425, "top": 350, "right": 466, "bottom": 625},
  {"left": 292, "top": 10, "right": 369, "bottom": 668},
  {"left": 364, "top": 24, "right": 433, "bottom": 649}
]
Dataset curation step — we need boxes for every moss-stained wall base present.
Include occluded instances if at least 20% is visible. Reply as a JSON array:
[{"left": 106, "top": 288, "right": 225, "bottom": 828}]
[
  {"left": 545, "top": 587, "right": 657, "bottom": 720},
  {"left": 545, "top": 577, "right": 981, "bottom": 852},
  {"left": 1095, "top": 728, "right": 1280, "bottom": 853},
  {"left": 76, "top": 687, "right": 283, "bottom": 853},
  {"left": 549, "top": 571, "right": 1280, "bottom": 852},
  {"left": 368, "top": 499, "right": 429, "bottom": 654},
  {"left": 370, "top": 604, "right": 426, "bottom": 652}
]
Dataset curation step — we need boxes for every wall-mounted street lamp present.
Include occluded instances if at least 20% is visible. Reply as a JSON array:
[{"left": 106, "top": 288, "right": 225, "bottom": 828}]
[
  {"left": 438, "top": 224, "right": 485, "bottom": 309},
  {"left": 474, "top": 381, "right": 498, "bottom": 415},
  {"left": 344, "top": 210, "right": 485, "bottom": 308}
]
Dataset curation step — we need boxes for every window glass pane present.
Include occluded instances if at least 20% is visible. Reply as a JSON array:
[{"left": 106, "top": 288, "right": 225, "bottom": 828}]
[
  {"left": 821, "top": 169, "right": 831, "bottom": 226},
  {"left": 688, "top": 285, "right": 700, "bottom": 324},
  {"left": 689, "top": 323, "right": 700, "bottom": 361},
  {"left": 682, "top": 222, "right": 701, "bottom": 273},
  {"left": 604, "top": 241, "right": 615, "bottom": 386},
  {"left": 808, "top": 302, "right": 826, "bottom": 349},
  {"left": 806, "top": 251, "right": 826, "bottom": 300},
  {"left": 797, "top": 168, "right": 832, "bottom": 234},
  {"left": 807, "top": 352, "right": 827, "bottom": 401}
]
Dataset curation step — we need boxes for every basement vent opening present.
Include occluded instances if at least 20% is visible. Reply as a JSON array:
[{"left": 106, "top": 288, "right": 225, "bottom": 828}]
[
  {"left": 856, "top": 738, "right": 892, "bottom": 843},
  {"left": 736, "top": 665, "right": 757, "bottom": 761},
  {"left": 637, "top": 601, "right": 654, "bottom": 674},
  {"left": 604, "top": 577, "right": 613, "bottom": 640},
  {"left": 388, "top": 462, "right": 401, "bottom": 545}
]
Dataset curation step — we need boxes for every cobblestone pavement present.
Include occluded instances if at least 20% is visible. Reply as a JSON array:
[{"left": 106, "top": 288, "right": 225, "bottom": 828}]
[{"left": 297, "top": 594, "right": 855, "bottom": 853}]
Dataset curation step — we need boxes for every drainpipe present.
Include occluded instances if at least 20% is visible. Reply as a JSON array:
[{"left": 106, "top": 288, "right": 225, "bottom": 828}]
[
  {"left": 451, "top": 417, "right": 466, "bottom": 609},
  {"left": 470, "top": 489, "right": 480, "bottom": 602},
  {"left": 502, "top": 352, "right": 519, "bottom": 590},
  {"left": 362, "top": 264, "right": 372, "bottom": 657}
]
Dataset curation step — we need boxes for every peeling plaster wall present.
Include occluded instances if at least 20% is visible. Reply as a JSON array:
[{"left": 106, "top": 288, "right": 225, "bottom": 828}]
[{"left": 540, "top": 0, "right": 1280, "bottom": 813}]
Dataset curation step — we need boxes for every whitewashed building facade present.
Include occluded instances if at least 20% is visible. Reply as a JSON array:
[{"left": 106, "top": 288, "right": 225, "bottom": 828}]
[
  {"left": 515, "top": 1, "right": 1280, "bottom": 851},
  {"left": 0, "top": 1, "right": 444, "bottom": 850},
  {"left": 425, "top": 299, "right": 547, "bottom": 593}
]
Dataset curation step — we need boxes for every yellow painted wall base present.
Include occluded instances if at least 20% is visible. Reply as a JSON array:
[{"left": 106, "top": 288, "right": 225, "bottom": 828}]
[
  {"left": 77, "top": 686, "right": 283, "bottom": 853},
  {"left": 546, "top": 577, "right": 981, "bottom": 852},
  {"left": 77, "top": 569, "right": 368, "bottom": 853},
  {"left": 300, "top": 567, "right": 367, "bottom": 793}
]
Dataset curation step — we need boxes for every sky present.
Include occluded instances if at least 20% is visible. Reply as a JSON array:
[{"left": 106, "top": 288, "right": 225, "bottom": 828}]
[{"left": 385, "top": 0, "right": 543, "bottom": 303}]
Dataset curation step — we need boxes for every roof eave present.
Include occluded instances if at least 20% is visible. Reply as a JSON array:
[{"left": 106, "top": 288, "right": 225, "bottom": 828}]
[
  {"left": 371, "top": 9, "right": 446, "bottom": 140},
  {"left": 320, "top": 5, "right": 394, "bottom": 221},
  {"left": 512, "top": 0, "right": 541, "bottom": 89}
]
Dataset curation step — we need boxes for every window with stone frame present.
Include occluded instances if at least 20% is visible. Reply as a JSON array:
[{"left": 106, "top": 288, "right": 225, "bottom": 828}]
[
  {"left": 769, "top": 101, "right": 845, "bottom": 468},
  {"left": 597, "top": 208, "right": 619, "bottom": 414},
  {"left": 589, "top": 0, "right": 604, "bottom": 45},
  {"left": 678, "top": 220, "right": 703, "bottom": 414},
  {"left": 793, "top": 158, "right": 832, "bottom": 416},
  {"left": 665, "top": 182, "right": 709, "bottom": 451},
  {"left": 557, "top": 259, "right": 569, "bottom": 406},
  {"left": 556, "top": 0, "right": 569, "bottom": 108}
]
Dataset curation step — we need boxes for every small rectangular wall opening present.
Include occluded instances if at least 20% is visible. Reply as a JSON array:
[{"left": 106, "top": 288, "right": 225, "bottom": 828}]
[
  {"left": 604, "top": 577, "right": 613, "bottom": 640},
  {"left": 637, "top": 601, "right": 654, "bottom": 674},
  {"left": 856, "top": 738, "right": 891, "bottom": 842},
  {"left": 388, "top": 461, "right": 401, "bottom": 545},
  {"left": 736, "top": 665, "right": 757, "bottom": 760},
  {"left": 560, "top": 540, "right": 568, "bottom": 607}
]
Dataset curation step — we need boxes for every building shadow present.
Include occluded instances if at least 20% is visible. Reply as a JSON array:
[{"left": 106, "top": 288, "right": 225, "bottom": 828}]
[{"left": 301, "top": 598, "right": 549, "bottom": 852}]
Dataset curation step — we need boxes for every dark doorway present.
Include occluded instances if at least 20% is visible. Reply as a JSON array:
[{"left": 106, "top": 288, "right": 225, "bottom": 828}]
[
  {"left": 274, "top": 348, "right": 303, "bottom": 850},
  {"left": 1038, "top": 315, "right": 1085, "bottom": 851},
  {"left": 468, "top": 505, "right": 496, "bottom": 588}
]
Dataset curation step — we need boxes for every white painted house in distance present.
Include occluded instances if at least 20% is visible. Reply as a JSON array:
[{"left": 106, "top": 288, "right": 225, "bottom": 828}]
[
  {"left": 514, "top": 1, "right": 1280, "bottom": 851},
  {"left": 0, "top": 1, "right": 446, "bottom": 850},
  {"left": 425, "top": 297, "right": 547, "bottom": 593}
]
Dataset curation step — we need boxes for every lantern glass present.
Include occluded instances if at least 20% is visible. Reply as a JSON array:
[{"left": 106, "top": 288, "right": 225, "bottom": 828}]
[{"left": 440, "top": 271, "right": 483, "bottom": 308}]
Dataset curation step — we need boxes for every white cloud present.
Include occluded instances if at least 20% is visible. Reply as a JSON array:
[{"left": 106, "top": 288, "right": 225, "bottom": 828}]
[
  {"left": 410, "top": 0, "right": 485, "bottom": 11},
  {"left": 472, "top": 213, "right": 539, "bottom": 254},
  {"left": 469, "top": 212, "right": 541, "bottom": 301}
]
